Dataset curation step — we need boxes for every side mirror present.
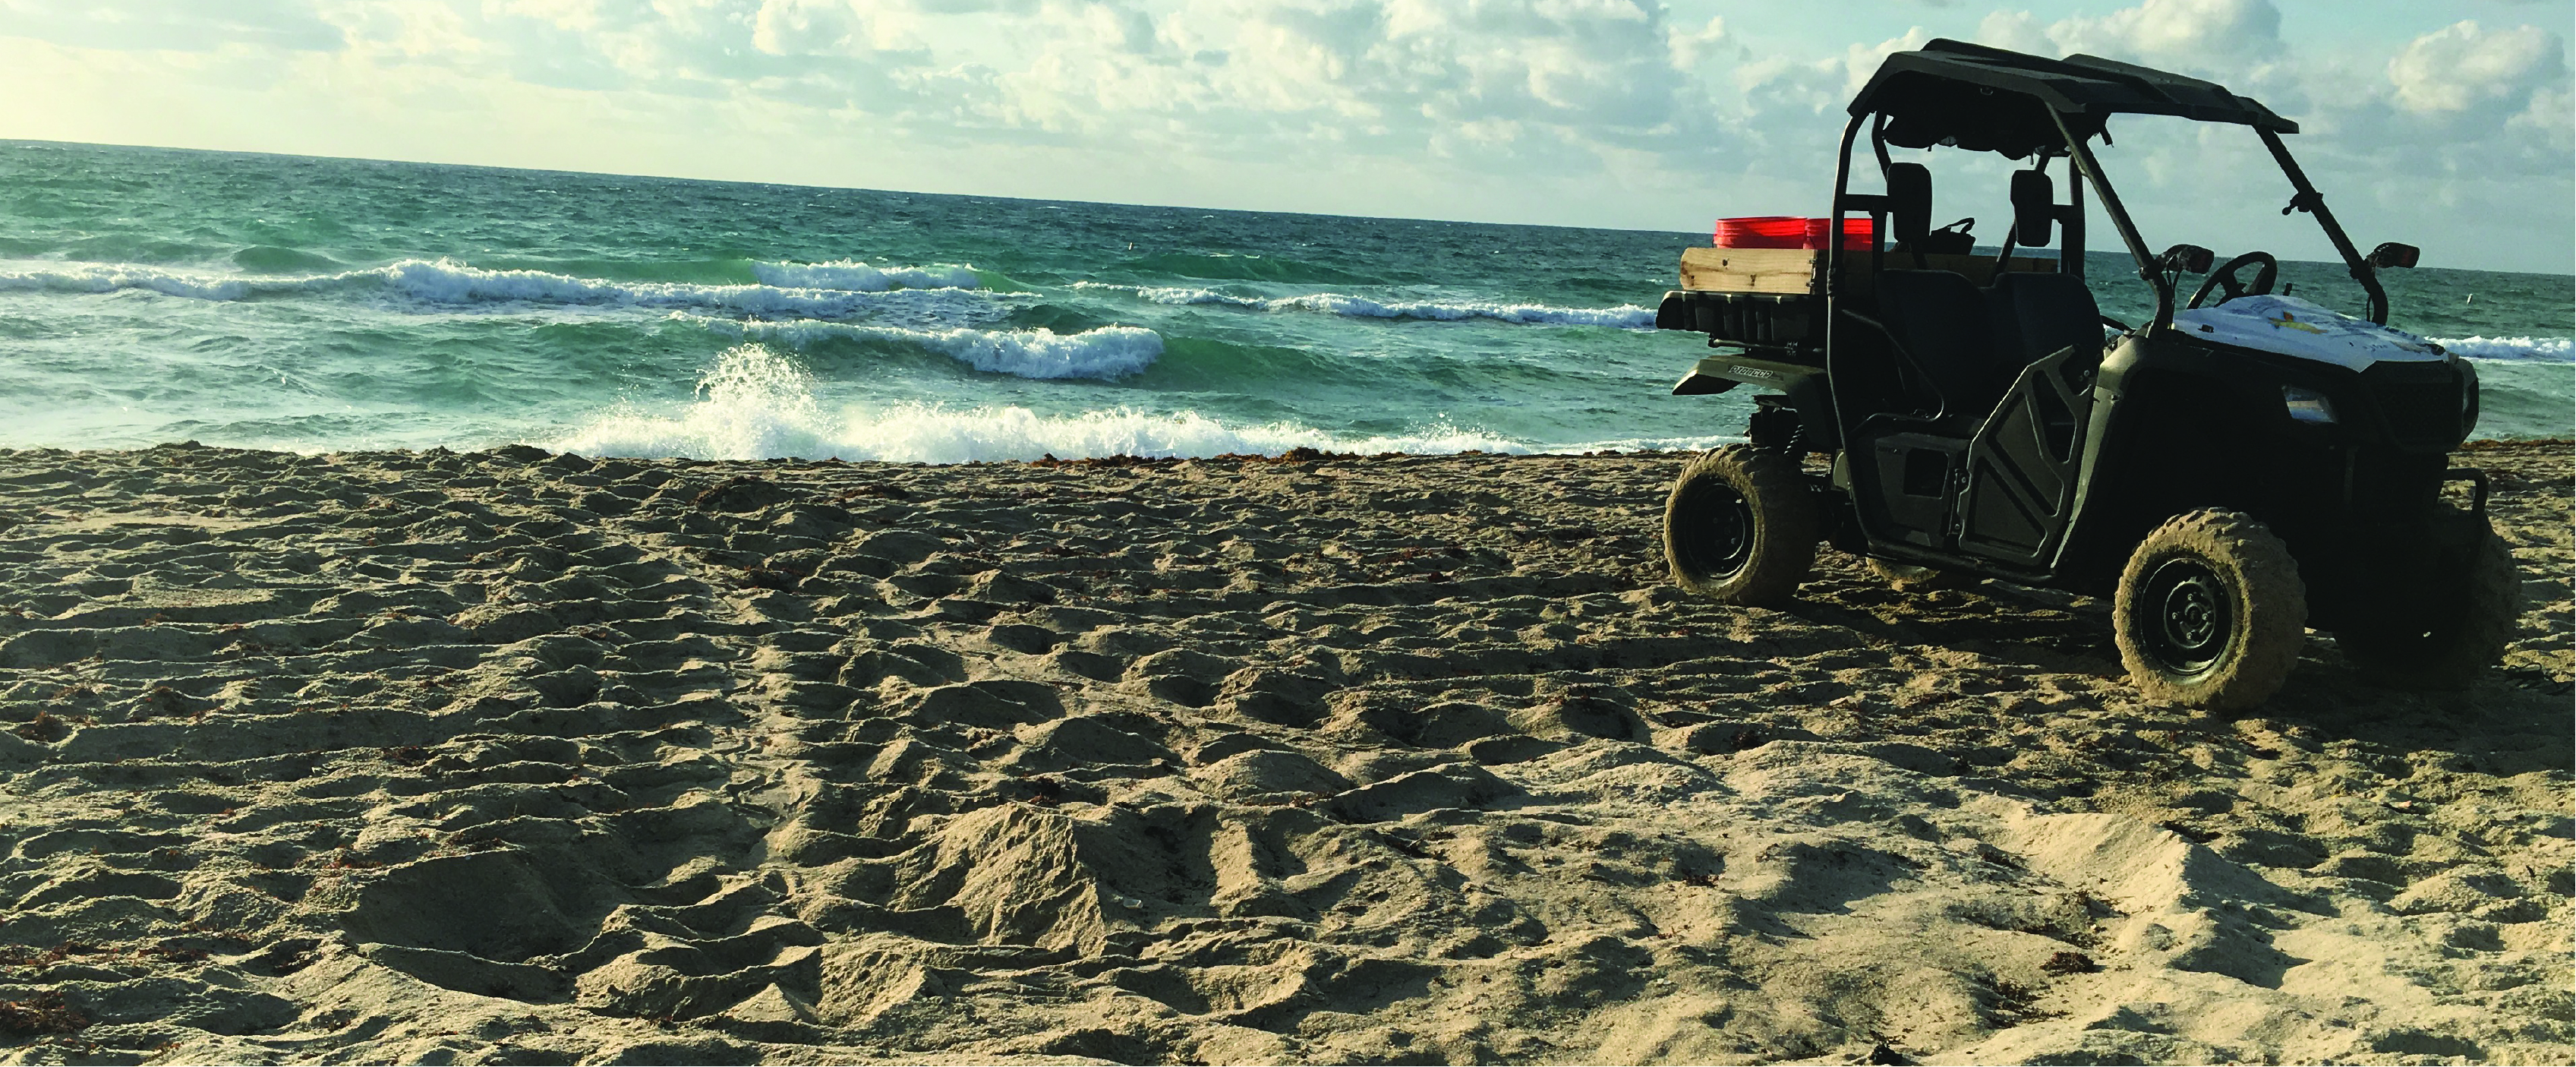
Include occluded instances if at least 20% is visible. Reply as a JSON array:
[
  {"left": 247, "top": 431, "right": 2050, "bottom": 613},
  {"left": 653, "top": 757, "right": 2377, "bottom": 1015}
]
[
  {"left": 2368, "top": 242, "right": 2420, "bottom": 269},
  {"left": 2159, "top": 244, "right": 2215, "bottom": 274},
  {"left": 2010, "top": 169, "right": 2054, "bottom": 247},
  {"left": 1886, "top": 163, "right": 1931, "bottom": 247}
]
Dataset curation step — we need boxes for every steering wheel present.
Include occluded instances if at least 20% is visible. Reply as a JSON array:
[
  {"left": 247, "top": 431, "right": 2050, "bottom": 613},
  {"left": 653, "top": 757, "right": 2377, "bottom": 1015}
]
[{"left": 2186, "top": 251, "right": 2279, "bottom": 309}]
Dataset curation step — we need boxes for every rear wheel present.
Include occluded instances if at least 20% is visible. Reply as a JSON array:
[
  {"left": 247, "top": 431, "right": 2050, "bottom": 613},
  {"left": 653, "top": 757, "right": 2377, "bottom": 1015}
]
[
  {"left": 2335, "top": 524, "right": 2520, "bottom": 690},
  {"left": 2113, "top": 510, "right": 2307, "bottom": 709},
  {"left": 1664, "top": 445, "right": 1818, "bottom": 606}
]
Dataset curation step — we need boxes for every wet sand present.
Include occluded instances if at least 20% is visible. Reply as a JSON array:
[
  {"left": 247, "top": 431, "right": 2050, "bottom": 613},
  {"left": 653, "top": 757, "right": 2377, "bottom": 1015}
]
[{"left": 0, "top": 440, "right": 2566, "bottom": 1065}]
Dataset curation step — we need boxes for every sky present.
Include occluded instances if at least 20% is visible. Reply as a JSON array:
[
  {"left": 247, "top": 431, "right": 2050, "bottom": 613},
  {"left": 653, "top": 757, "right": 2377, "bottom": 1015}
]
[{"left": 2, "top": 0, "right": 2570, "bottom": 273}]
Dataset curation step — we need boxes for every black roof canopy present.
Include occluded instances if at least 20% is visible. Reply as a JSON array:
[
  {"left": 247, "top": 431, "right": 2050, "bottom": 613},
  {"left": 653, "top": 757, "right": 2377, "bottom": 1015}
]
[{"left": 1850, "top": 39, "right": 2297, "bottom": 159}]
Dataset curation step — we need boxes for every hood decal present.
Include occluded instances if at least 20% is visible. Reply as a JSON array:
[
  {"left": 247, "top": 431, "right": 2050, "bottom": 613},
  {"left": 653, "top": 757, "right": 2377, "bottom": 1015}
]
[{"left": 2172, "top": 295, "right": 2445, "bottom": 371}]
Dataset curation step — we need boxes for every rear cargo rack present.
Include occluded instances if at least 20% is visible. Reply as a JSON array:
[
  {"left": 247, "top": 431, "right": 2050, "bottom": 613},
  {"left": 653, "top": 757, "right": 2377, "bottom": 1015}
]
[{"left": 1656, "top": 291, "right": 1817, "bottom": 346}]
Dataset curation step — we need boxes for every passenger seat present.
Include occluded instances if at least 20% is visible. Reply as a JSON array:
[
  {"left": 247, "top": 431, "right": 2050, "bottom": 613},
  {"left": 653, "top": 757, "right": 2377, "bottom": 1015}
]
[
  {"left": 1985, "top": 272, "right": 2105, "bottom": 373},
  {"left": 1875, "top": 269, "right": 2002, "bottom": 418}
]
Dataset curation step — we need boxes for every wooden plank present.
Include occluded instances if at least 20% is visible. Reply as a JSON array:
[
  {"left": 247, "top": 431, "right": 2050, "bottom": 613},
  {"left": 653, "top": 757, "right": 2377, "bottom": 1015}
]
[
  {"left": 1679, "top": 245, "right": 2057, "bottom": 297},
  {"left": 1679, "top": 246, "right": 1817, "bottom": 295}
]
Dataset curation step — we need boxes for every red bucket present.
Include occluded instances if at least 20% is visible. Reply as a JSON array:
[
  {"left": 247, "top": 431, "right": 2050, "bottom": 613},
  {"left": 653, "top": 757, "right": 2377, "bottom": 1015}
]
[
  {"left": 1714, "top": 216, "right": 1808, "bottom": 249},
  {"left": 1805, "top": 216, "right": 1874, "bottom": 251}
]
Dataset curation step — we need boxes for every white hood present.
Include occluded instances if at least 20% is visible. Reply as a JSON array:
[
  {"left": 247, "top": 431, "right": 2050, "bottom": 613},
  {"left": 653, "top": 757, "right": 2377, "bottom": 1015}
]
[{"left": 2170, "top": 295, "right": 2445, "bottom": 371}]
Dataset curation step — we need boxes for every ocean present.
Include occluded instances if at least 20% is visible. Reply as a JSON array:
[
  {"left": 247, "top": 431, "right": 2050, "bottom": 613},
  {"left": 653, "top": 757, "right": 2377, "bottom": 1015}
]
[{"left": 2, "top": 140, "right": 2567, "bottom": 461}]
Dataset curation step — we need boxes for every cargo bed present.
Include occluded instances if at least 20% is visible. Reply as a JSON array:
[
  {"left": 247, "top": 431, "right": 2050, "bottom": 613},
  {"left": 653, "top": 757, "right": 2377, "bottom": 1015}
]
[{"left": 1657, "top": 247, "right": 2058, "bottom": 346}]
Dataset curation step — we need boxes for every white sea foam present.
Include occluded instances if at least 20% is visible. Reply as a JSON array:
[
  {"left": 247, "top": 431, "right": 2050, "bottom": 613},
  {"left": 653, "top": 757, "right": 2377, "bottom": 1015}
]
[
  {"left": 371, "top": 259, "right": 861, "bottom": 317},
  {"left": 700, "top": 317, "right": 1163, "bottom": 380},
  {"left": 2430, "top": 336, "right": 2574, "bottom": 362},
  {"left": 1073, "top": 282, "right": 1655, "bottom": 328},
  {"left": 551, "top": 344, "right": 1523, "bottom": 462},
  {"left": 0, "top": 260, "right": 277, "bottom": 301},
  {"left": 554, "top": 345, "right": 832, "bottom": 461},
  {"left": 750, "top": 260, "right": 981, "bottom": 292},
  {"left": 0, "top": 257, "right": 986, "bottom": 317}
]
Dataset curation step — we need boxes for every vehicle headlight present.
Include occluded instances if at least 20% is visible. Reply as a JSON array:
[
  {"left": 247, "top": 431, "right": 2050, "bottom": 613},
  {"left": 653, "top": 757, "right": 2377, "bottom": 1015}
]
[{"left": 2282, "top": 385, "right": 2338, "bottom": 425}]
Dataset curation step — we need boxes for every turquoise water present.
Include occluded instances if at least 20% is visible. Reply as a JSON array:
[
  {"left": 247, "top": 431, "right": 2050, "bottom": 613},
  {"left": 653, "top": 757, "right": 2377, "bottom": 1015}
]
[{"left": 2, "top": 140, "right": 2567, "bottom": 460}]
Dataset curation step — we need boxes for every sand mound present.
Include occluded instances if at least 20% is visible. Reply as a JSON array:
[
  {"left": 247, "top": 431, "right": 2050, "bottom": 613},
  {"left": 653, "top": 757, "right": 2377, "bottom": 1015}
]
[{"left": 0, "top": 440, "right": 2565, "bottom": 1063}]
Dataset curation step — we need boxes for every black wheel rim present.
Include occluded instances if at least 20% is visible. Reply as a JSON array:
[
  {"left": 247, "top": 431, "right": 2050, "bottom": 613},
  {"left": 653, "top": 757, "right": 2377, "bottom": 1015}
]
[
  {"left": 1676, "top": 479, "right": 1756, "bottom": 579},
  {"left": 2136, "top": 557, "right": 2234, "bottom": 676}
]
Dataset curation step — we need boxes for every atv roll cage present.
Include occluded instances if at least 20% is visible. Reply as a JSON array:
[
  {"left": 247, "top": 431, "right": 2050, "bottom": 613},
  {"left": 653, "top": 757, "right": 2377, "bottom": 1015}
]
[{"left": 1827, "top": 39, "right": 2404, "bottom": 332}]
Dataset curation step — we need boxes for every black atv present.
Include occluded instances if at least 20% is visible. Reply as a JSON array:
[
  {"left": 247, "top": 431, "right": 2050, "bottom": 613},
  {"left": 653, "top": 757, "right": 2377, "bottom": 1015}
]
[{"left": 1653, "top": 39, "right": 2518, "bottom": 709}]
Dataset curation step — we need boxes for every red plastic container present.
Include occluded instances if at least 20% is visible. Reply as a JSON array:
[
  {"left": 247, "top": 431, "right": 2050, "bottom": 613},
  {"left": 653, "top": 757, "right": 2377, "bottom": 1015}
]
[
  {"left": 1805, "top": 216, "right": 1874, "bottom": 251},
  {"left": 1714, "top": 216, "right": 1808, "bottom": 249}
]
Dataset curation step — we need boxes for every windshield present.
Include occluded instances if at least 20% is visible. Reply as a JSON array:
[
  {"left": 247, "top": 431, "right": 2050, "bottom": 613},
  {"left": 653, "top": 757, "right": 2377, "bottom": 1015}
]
[{"left": 2079, "top": 117, "right": 2390, "bottom": 327}]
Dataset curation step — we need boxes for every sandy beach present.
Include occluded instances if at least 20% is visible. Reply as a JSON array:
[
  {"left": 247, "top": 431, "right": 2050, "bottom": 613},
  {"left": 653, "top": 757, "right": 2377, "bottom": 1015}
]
[{"left": 0, "top": 440, "right": 2565, "bottom": 1065}]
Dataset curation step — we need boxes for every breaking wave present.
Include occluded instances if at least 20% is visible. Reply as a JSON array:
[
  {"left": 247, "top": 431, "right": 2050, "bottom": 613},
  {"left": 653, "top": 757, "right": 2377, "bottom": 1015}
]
[
  {"left": 2432, "top": 336, "right": 2574, "bottom": 362},
  {"left": 1074, "top": 282, "right": 1655, "bottom": 328},
  {"left": 550, "top": 344, "right": 1522, "bottom": 462},
  {"left": 698, "top": 317, "right": 1164, "bottom": 380},
  {"left": 749, "top": 260, "right": 981, "bottom": 292}
]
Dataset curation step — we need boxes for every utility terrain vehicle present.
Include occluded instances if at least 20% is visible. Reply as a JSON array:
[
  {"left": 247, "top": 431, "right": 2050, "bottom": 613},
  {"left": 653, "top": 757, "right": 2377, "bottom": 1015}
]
[{"left": 1654, "top": 40, "right": 2515, "bottom": 709}]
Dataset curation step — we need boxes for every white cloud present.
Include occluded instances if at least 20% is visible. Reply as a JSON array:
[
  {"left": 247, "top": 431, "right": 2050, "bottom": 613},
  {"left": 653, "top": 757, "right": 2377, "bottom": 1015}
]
[
  {"left": 2515, "top": 84, "right": 2574, "bottom": 142},
  {"left": 2039, "top": 0, "right": 2281, "bottom": 69},
  {"left": 0, "top": 0, "right": 344, "bottom": 52},
  {"left": 947, "top": 0, "right": 1733, "bottom": 177},
  {"left": 1973, "top": 11, "right": 2050, "bottom": 56},
  {"left": 2388, "top": 21, "right": 2565, "bottom": 115},
  {"left": 1667, "top": 14, "right": 1726, "bottom": 70},
  {"left": 1843, "top": 27, "right": 1931, "bottom": 96}
]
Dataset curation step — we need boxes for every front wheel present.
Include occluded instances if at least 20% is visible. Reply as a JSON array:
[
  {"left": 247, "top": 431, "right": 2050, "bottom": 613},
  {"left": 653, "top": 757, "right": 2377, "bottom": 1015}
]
[
  {"left": 2113, "top": 510, "right": 2307, "bottom": 709},
  {"left": 2335, "top": 524, "right": 2521, "bottom": 690},
  {"left": 1663, "top": 445, "right": 1818, "bottom": 606}
]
